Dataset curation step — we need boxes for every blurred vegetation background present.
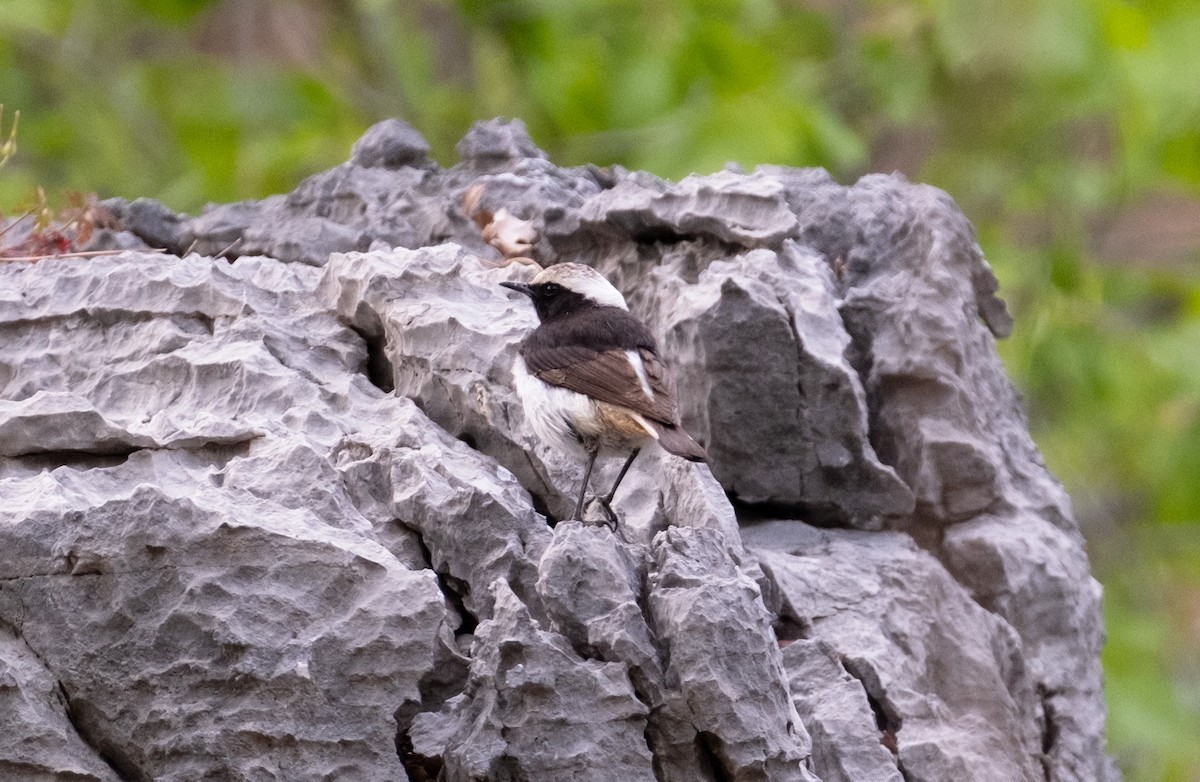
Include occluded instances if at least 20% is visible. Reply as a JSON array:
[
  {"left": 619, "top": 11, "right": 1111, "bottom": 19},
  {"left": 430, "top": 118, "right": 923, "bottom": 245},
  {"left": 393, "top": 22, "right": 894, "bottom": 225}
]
[{"left": 2, "top": 0, "right": 1198, "bottom": 777}]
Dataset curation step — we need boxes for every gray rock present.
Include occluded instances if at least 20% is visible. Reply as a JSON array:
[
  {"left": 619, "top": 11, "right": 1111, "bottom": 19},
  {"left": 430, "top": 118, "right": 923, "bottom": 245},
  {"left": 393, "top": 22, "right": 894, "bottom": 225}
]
[
  {"left": 410, "top": 580, "right": 657, "bottom": 782},
  {"left": 0, "top": 450, "right": 447, "bottom": 782},
  {"left": 351, "top": 118, "right": 433, "bottom": 169},
  {"left": 578, "top": 169, "right": 799, "bottom": 248},
  {"left": 649, "top": 526, "right": 818, "bottom": 782},
  {"left": 106, "top": 196, "right": 188, "bottom": 253},
  {"left": 0, "top": 252, "right": 481, "bottom": 781},
  {"left": 941, "top": 512, "right": 1113, "bottom": 782},
  {"left": 781, "top": 639, "right": 904, "bottom": 782},
  {"left": 783, "top": 173, "right": 1109, "bottom": 781},
  {"left": 536, "top": 522, "right": 663, "bottom": 704},
  {"left": 0, "top": 118, "right": 1118, "bottom": 781},
  {"left": 455, "top": 117, "right": 547, "bottom": 167},
  {"left": 0, "top": 624, "right": 122, "bottom": 782},
  {"left": 185, "top": 162, "right": 458, "bottom": 264},
  {"left": 748, "top": 521, "right": 1043, "bottom": 782},
  {"left": 370, "top": 397, "right": 554, "bottom": 621},
  {"left": 317, "top": 245, "right": 563, "bottom": 507},
  {"left": 317, "top": 246, "right": 743, "bottom": 552},
  {"left": 246, "top": 214, "right": 365, "bottom": 266},
  {"left": 185, "top": 197, "right": 273, "bottom": 257},
  {"left": 0, "top": 392, "right": 157, "bottom": 457},
  {"left": 637, "top": 242, "right": 914, "bottom": 526},
  {"left": 79, "top": 227, "right": 154, "bottom": 253}
]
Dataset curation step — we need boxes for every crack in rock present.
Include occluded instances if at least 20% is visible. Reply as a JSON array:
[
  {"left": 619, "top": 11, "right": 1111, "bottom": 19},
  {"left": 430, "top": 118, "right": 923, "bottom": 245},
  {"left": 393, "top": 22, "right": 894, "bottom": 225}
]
[
  {"left": 58, "top": 683, "right": 152, "bottom": 782},
  {"left": 0, "top": 619, "right": 129, "bottom": 781}
]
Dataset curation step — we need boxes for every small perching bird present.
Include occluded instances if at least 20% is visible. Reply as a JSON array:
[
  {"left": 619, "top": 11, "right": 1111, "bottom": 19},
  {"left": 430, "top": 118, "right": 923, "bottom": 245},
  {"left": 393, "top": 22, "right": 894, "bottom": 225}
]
[{"left": 501, "top": 263, "right": 707, "bottom": 525}]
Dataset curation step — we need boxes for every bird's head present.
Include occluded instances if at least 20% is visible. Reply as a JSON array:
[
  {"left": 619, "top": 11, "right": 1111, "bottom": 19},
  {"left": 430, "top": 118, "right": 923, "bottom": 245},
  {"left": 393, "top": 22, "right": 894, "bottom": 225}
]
[{"left": 500, "top": 262, "right": 628, "bottom": 322}]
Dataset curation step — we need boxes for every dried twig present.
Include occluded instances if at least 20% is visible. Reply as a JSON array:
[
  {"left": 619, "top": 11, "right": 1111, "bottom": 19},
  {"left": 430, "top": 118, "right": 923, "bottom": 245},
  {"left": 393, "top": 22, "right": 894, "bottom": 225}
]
[
  {"left": 0, "top": 248, "right": 166, "bottom": 263},
  {"left": 214, "top": 237, "right": 243, "bottom": 258},
  {"left": 0, "top": 104, "right": 18, "bottom": 169},
  {"left": 0, "top": 207, "right": 35, "bottom": 241}
]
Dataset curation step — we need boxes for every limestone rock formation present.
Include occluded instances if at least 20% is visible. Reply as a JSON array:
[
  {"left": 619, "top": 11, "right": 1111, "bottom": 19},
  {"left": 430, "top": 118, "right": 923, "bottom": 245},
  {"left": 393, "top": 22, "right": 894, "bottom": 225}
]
[{"left": 0, "top": 118, "right": 1118, "bottom": 781}]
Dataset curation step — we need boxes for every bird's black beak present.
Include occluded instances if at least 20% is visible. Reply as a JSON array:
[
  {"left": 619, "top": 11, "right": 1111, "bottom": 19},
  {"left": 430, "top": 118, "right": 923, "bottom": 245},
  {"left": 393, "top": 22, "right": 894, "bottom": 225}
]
[{"left": 500, "top": 281, "right": 534, "bottom": 298}]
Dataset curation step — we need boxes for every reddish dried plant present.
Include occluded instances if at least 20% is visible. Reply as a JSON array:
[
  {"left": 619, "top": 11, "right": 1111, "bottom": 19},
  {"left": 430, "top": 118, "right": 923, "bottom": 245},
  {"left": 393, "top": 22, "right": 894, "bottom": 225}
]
[
  {"left": 1, "top": 104, "right": 122, "bottom": 264},
  {"left": 1, "top": 189, "right": 116, "bottom": 264}
]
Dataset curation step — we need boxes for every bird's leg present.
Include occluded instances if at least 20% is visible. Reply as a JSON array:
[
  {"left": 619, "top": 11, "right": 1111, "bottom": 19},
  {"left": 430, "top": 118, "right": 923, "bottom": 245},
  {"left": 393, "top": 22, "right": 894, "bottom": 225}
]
[
  {"left": 574, "top": 448, "right": 599, "bottom": 521},
  {"left": 596, "top": 448, "right": 640, "bottom": 529},
  {"left": 603, "top": 448, "right": 641, "bottom": 506}
]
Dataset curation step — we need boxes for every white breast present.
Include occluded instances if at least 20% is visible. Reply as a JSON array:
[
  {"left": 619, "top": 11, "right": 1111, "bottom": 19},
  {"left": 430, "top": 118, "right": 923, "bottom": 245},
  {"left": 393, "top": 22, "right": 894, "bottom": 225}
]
[{"left": 512, "top": 356, "right": 594, "bottom": 458}]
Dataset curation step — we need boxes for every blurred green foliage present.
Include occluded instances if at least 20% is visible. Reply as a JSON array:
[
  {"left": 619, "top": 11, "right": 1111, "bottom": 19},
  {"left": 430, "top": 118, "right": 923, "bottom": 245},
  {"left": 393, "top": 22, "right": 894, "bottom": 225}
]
[{"left": 2, "top": 0, "right": 1199, "bottom": 777}]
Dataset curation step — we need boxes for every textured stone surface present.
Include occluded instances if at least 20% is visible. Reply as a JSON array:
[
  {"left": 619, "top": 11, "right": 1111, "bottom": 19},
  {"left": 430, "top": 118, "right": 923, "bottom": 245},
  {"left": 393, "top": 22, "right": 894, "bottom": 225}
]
[
  {"left": 0, "top": 625, "right": 121, "bottom": 782},
  {"left": 576, "top": 169, "right": 800, "bottom": 247},
  {"left": 532, "top": 523, "right": 818, "bottom": 782},
  {"left": 351, "top": 118, "right": 433, "bottom": 170},
  {"left": 748, "top": 521, "right": 1043, "bottom": 782},
  {"left": 635, "top": 243, "right": 914, "bottom": 525},
  {"left": 410, "top": 581, "right": 657, "bottom": 782},
  {"left": 317, "top": 244, "right": 741, "bottom": 551},
  {"left": 648, "top": 527, "right": 818, "bottom": 782},
  {"left": 535, "top": 523, "right": 663, "bottom": 703},
  {"left": 0, "top": 118, "right": 1117, "bottom": 781},
  {"left": 0, "top": 254, "right": 463, "bottom": 781},
  {"left": 781, "top": 639, "right": 903, "bottom": 782},
  {"left": 97, "top": 196, "right": 187, "bottom": 254},
  {"left": 1, "top": 458, "right": 445, "bottom": 782},
  {"left": 941, "top": 512, "right": 1112, "bottom": 781}
]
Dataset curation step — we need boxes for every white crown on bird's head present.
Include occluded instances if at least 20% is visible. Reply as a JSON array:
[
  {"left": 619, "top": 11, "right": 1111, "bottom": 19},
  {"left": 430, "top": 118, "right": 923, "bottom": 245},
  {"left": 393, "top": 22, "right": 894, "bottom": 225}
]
[{"left": 532, "top": 263, "right": 629, "bottom": 311}]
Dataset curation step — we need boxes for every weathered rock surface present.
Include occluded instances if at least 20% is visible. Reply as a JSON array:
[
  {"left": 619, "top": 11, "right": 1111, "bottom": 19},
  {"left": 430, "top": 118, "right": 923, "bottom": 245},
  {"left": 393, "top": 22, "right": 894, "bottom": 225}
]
[
  {"left": 410, "top": 581, "right": 657, "bottom": 782},
  {"left": 749, "top": 521, "right": 1042, "bottom": 782},
  {"left": 780, "top": 638, "right": 904, "bottom": 782},
  {"left": 0, "top": 625, "right": 122, "bottom": 782},
  {"left": 635, "top": 243, "right": 914, "bottom": 525},
  {"left": 647, "top": 526, "right": 816, "bottom": 782},
  {"left": 0, "top": 118, "right": 1118, "bottom": 781}
]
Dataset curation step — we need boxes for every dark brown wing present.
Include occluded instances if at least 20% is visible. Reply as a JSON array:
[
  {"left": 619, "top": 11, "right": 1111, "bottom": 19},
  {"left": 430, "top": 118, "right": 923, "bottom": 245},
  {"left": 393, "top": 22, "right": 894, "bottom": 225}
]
[{"left": 533, "top": 347, "right": 679, "bottom": 426}]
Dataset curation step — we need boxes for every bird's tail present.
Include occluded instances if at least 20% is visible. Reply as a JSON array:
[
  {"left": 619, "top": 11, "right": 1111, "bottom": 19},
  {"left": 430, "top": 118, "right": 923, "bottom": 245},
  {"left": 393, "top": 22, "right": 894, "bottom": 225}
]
[{"left": 651, "top": 422, "right": 708, "bottom": 462}]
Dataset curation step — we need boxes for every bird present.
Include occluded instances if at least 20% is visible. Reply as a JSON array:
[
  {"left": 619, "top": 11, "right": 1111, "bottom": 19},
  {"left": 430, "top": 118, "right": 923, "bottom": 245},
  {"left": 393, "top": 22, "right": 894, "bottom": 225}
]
[{"left": 500, "top": 262, "right": 707, "bottom": 526}]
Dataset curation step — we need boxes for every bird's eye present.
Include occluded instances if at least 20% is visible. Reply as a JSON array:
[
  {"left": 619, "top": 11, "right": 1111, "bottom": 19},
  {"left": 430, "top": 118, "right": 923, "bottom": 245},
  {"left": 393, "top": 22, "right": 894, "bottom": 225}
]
[{"left": 541, "top": 283, "right": 562, "bottom": 296}]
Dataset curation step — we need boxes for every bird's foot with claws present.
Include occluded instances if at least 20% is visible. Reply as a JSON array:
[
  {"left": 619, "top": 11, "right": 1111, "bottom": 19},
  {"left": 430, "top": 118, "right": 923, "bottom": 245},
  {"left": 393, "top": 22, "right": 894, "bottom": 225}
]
[
  {"left": 596, "top": 496, "right": 619, "bottom": 531},
  {"left": 581, "top": 495, "right": 620, "bottom": 531}
]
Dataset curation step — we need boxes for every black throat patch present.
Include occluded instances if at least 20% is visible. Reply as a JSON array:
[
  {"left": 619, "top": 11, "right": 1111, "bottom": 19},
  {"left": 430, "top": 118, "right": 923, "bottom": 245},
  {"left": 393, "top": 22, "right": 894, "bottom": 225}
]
[{"left": 527, "top": 282, "right": 593, "bottom": 323}]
